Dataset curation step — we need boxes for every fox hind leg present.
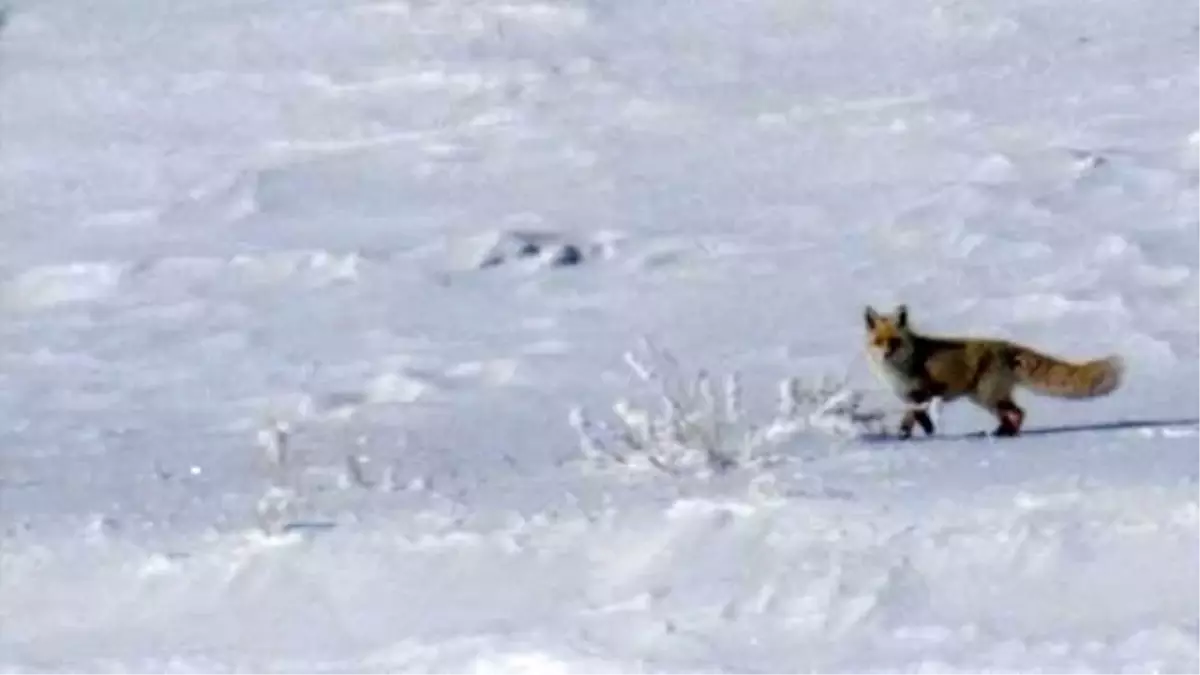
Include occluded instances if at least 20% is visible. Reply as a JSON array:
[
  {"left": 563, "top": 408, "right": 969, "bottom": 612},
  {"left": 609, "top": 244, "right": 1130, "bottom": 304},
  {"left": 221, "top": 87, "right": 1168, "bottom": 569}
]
[
  {"left": 971, "top": 371, "right": 1024, "bottom": 437},
  {"left": 993, "top": 398, "right": 1025, "bottom": 437}
]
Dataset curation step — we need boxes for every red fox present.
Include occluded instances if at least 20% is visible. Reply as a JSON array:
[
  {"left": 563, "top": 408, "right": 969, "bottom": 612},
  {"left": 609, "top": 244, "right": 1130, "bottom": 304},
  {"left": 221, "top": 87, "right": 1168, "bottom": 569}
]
[{"left": 864, "top": 304, "right": 1124, "bottom": 438}]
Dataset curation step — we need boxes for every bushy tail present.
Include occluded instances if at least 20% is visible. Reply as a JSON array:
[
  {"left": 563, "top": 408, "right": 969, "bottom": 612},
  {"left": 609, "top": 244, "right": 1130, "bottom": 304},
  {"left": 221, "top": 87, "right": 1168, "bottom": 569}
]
[{"left": 1010, "top": 345, "right": 1124, "bottom": 399}]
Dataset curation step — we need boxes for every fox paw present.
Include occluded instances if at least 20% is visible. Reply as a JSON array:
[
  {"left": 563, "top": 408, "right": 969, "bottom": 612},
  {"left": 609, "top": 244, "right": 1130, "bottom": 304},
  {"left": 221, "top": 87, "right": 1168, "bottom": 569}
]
[{"left": 994, "top": 409, "right": 1024, "bottom": 437}]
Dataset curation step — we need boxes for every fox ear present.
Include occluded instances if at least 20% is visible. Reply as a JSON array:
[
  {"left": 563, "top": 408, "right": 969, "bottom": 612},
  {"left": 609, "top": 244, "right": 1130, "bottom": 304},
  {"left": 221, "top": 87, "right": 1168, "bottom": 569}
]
[
  {"left": 896, "top": 304, "right": 909, "bottom": 328},
  {"left": 864, "top": 306, "right": 880, "bottom": 329}
]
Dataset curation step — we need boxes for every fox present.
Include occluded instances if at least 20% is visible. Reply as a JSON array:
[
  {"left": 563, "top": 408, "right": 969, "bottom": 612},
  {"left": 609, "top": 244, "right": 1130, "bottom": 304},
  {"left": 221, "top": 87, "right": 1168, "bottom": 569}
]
[{"left": 863, "top": 304, "right": 1124, "bottom": 438}]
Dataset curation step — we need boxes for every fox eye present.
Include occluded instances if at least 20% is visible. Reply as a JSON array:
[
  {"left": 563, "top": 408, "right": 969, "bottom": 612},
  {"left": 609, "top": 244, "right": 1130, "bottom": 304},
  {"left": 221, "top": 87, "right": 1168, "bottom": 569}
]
[{"left": 875, "top": 337, "right": 902, "bottom": 354}]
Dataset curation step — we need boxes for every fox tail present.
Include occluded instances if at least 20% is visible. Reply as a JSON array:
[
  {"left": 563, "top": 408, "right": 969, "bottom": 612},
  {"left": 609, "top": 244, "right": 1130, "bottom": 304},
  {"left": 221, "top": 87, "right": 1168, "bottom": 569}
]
[{"left": 1010, "top": 345, "right": 1124, "bottom": 399}]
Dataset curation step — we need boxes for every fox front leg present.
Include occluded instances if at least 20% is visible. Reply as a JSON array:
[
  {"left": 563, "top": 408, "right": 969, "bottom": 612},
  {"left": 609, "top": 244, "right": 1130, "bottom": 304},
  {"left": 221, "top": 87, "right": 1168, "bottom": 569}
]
[
  {"left": 898, "top": 390, "right": 937, "bottom": 439},
  {"left": 899, "top": 407, "right": 935, "bottom": 439}
]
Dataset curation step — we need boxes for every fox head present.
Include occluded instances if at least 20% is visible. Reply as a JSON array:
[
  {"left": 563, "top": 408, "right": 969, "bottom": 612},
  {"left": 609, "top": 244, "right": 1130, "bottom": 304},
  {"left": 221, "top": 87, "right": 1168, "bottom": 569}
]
[{"left": 864, "top": 304, "right": 914, "bottom": 363}]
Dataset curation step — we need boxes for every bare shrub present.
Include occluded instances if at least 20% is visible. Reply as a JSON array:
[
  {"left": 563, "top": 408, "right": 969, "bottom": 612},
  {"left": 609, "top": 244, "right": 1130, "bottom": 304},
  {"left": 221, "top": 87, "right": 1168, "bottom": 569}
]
[{"left": 568, "top": 339, "right": 887, "bottom": 475}]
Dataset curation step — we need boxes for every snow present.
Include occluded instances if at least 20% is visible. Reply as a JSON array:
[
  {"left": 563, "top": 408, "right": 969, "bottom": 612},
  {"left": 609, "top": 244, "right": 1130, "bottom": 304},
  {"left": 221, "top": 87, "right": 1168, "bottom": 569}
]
[{"left": 0, "top": 0, "right": 1196, "bottom": 671}]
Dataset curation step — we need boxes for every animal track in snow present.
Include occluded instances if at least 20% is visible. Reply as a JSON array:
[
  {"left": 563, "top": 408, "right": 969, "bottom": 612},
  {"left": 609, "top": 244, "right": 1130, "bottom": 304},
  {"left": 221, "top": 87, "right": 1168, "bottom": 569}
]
[
  {"left": 444, "top": 358, "right": 522, "bottom": 387},
  {"left": 125, "top": 251, "right": 364, "bottom": 293},
  {"left": 0, "top": 262, "right": 125, "bottom": 310}
]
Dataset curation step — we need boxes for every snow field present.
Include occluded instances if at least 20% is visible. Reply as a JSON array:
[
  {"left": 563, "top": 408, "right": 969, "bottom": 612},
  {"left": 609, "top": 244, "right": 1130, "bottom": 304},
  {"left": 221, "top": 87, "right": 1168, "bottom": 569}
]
[{"left": 0, "top": 0, "right": 1196, "bottom": 671}]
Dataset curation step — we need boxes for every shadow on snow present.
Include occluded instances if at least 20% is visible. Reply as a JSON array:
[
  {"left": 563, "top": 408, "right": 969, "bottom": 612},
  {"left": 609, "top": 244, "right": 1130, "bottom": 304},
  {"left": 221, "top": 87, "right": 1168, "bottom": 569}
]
[{"left": 861, "top": 417, "right": 1199, "bottom": 444}]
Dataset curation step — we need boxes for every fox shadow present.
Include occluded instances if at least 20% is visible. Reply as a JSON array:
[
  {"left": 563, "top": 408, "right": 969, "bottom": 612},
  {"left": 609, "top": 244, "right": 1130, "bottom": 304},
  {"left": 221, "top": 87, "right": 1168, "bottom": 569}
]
[{"left": 862, "top": 417, "right": 1199, "bottom": 444}]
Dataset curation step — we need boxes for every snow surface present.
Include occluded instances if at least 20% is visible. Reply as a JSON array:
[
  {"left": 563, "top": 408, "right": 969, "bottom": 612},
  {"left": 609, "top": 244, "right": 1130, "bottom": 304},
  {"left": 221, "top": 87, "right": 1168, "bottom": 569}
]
[{"left": 1, "top": 0, "right": 1197, "bottom": 671}]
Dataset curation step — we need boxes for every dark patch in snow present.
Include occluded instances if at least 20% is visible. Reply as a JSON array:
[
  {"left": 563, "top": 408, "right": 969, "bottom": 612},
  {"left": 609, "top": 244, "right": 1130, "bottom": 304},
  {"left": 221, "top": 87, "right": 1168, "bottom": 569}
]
[{"left": 477, "top": 230, "right": 597, "bottom": 270}]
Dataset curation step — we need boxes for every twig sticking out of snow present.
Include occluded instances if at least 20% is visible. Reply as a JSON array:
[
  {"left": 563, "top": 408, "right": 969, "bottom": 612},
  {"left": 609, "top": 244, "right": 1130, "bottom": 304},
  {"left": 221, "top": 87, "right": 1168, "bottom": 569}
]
[
  {"left": 568, "top": 339, "right": 888, "bottom": 476},
  {"left": 341, "top": 452, "right": 373, "bottom": 489},
  {"left": 257, "top": 419, "right": 291, "bottom": 475},
  {"left": 255, "top": 485, "right": 297, "bottom": 536},
  {"left": 255, "top": 418, "right": 296, "bottom": 535}
]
